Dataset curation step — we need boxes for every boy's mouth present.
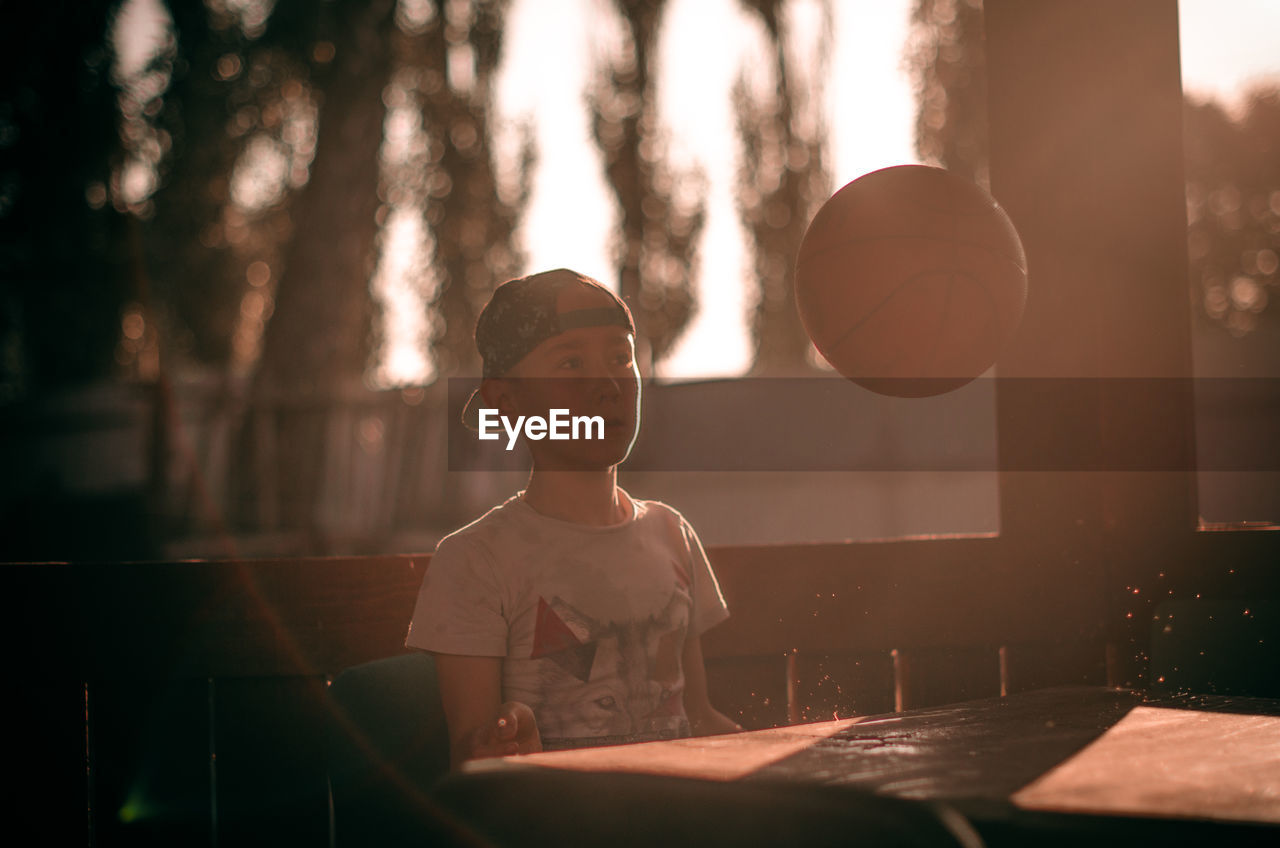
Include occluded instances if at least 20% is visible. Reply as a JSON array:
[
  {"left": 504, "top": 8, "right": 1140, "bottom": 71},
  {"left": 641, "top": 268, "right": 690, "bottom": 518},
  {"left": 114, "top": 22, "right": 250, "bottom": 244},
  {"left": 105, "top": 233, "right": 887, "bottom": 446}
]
[{"left": 602, "top": 415, "right": 635, "bottom": 433}]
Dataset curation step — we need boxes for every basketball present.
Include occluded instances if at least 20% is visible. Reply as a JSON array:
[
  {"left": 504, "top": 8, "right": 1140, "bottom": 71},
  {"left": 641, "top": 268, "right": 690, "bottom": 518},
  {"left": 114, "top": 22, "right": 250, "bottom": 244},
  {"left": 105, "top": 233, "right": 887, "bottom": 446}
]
[{"left": 794, "top": 165, "right": 1027, "bottom": 397}]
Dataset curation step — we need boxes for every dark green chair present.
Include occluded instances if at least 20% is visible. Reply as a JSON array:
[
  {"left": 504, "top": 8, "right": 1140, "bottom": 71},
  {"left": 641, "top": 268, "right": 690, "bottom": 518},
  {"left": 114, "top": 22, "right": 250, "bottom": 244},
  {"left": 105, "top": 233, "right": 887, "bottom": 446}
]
[{"left": 325, "top": 652, "right": 455, "bottom": 846}]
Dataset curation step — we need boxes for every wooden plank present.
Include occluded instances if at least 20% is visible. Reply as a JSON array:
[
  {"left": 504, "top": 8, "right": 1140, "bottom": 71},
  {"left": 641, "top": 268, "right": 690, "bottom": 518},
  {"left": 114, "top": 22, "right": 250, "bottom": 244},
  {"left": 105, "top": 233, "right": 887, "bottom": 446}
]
[
  {"left": 10, "top": 557, "right": 423, "bottom": 680},
  {"left": 702, "top": 537, "right": 1107, "bottom": 657},
  {"left": 1012, "top": 706, "right": 1280, "bottom": 824},
  {"left": 486, "top": 688, "right": 1148, "bottom": 800},
  {"left": 4, "top": 526, "right": 1275, "bottom": 684},
  {"left": 499, "top": 718, "right": 862, "bottom": 782}
]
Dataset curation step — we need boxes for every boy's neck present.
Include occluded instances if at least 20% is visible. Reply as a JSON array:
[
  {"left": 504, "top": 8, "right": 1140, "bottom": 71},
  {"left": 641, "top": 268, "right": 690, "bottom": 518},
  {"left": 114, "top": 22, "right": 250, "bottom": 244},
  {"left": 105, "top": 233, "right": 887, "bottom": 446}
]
[{"left": 521, "top": 468, "right": 631, "bottom": 526}]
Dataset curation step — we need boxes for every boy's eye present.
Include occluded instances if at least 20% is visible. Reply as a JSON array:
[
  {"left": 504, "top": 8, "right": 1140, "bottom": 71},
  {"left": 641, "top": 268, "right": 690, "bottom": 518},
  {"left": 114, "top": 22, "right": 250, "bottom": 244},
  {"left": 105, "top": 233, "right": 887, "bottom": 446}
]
[{"left": 557, "top": 357, "right": 582, "bottom": 370}]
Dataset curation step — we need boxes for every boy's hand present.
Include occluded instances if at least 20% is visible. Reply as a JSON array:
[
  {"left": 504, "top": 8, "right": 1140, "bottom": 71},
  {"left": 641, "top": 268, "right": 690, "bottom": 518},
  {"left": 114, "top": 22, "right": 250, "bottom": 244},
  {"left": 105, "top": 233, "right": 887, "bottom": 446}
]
[
  {"left": 690, "top": 708, "right": 745, "bottom": 737},
  {"left": 465, "top": 701, "right": 543, "bottom": 760}
]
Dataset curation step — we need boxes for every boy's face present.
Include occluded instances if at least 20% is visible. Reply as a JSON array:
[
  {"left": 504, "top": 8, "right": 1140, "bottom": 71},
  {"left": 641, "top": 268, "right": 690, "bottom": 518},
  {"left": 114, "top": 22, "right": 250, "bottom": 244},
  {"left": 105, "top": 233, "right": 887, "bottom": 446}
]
[{"left": 482, "top": 286, "right": 641, "bottom": 471}]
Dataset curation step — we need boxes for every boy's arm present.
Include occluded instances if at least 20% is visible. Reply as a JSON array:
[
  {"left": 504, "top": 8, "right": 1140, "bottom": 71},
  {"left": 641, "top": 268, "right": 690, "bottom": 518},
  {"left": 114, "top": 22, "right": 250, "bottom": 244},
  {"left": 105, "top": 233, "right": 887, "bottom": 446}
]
[
  {"left": 681, "top": 632, "right": 745, "bottom": 736},
  {"left": 432, "top": 652, "right": 542, "bottom": 769}
]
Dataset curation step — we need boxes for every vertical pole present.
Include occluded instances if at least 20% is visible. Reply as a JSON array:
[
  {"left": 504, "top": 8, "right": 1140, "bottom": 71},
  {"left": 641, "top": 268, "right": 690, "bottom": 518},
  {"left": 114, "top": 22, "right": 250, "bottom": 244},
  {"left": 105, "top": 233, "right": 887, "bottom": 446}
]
[
  {"left": 984, "top": 0, "right": 1197, "bottom": 688},
  {"left": 891, "top": 649, "right": 911, "bottom": 712},
  {"left": 785, "top": 649, "right": 802, "bottom": 724}
]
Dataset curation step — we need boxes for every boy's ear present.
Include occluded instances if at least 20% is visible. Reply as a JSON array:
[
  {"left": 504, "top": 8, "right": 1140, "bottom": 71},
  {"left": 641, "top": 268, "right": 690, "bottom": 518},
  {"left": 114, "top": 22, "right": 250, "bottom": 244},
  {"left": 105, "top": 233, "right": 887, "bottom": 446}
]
[{"left": 479, "top": 377, "right": 519, "bottom": 418}]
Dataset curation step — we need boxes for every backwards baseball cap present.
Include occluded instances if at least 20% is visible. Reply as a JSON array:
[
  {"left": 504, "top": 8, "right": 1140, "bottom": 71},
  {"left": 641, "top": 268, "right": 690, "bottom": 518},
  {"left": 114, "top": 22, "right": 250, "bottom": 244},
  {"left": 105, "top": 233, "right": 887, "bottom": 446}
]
[{"left": 462, "top": 268, "right": 635, "bottom": 428}]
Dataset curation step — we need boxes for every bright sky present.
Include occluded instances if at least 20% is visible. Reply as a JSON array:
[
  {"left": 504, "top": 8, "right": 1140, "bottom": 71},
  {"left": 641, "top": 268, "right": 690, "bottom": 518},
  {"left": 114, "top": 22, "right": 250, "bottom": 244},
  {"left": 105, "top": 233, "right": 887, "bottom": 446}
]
[
  {"left": 1178, "top": 0, "right": 1280, "bottom": 107},
  {"left": 113, "top": 0, "right": 1280, "bottom": 384}
]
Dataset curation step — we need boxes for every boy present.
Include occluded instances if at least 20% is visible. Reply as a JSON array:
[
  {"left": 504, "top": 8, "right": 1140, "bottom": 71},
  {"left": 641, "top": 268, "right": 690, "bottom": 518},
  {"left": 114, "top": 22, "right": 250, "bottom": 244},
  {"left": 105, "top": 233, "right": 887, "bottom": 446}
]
[{"left": 406, "top": 268, "right": 741, "bottom": 767}]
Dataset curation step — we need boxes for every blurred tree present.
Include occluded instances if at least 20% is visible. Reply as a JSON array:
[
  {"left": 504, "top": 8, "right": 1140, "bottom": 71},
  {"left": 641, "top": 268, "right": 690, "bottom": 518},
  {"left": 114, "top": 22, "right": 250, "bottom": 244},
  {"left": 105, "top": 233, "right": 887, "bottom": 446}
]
[
  {"left": 133, "top": 0, "right": 533, "bottom": 386},
  {"left": 736, "top": 0, "right": 831, "bottom": 375},
  {"left": 1184, "top": 87, "right": 1280, "bottom": 337},
  {"left": 137, "top": 2, "right": 252, "bottom": 370},
  {"left": 588, "top": 0, "right": 706, "bottom": 372},
  {"left": 406, "top": 0, "right": 532, "bottom": 377},
  {"left": 0, "top": 0, "right": 130, "bottom": 398},
  {"left": 253, "top": 0, "right": 397, "bottom": 393},
  {"left": 906, "top": 0, "right": 987, "bottom": 188},
  {"left": 140, "top": 0, "right": 329, "bottom": 376}
]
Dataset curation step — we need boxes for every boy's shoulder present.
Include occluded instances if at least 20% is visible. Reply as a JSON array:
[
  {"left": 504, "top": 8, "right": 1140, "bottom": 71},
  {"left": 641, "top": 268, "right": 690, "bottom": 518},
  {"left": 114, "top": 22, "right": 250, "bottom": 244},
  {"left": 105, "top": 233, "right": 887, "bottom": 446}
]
[
  {"left": 630, "top": 496, "right": 692, "bottom": 528},
  {"left": 435, "top": 492, "right": 694, "bottom": 552},
  {"left": 434, "top": 494, "right": 526, "bottom": 552}
]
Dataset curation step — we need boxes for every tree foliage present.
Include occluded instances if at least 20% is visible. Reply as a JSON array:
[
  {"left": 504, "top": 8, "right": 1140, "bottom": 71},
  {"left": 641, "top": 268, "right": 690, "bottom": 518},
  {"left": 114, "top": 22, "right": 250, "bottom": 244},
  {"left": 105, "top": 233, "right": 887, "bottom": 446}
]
[
  {"left": 137, "top": 1, "right": 311, "bottom": 373},
  {"left": 253, "top": 0, "right": 398, "bottom": 393},
  {"left": 906, "top": 0, "right": 986, "bottom": 187},
  {"left": 407, "top": 0, "right": 531, "bottom": 378},
  {"left": 588, "top": 0, "right": 706, "bottom": 371},
  {"left": 1184, "top": 88, "right": 1280, "bottom": 336},
  {"left": 736, "top": 0, "right": 831, "bottom": 375},
  {"left": 123, "top": 0, "right": 530, "bottom": 389}
]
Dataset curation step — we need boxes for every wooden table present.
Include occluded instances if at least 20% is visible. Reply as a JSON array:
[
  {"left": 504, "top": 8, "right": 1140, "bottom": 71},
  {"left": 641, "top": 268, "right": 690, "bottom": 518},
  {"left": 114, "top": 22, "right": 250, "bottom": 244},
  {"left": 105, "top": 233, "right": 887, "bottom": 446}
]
[{"left": 438, "top": 687, "right": 1280, "bottom": 847}]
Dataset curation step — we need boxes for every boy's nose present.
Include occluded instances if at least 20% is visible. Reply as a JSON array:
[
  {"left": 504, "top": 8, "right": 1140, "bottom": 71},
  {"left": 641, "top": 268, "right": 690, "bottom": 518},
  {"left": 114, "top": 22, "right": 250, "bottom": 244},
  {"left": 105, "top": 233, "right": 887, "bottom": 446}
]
[{"left": 591, "top": 370, "right": 624, "bottom": 401}]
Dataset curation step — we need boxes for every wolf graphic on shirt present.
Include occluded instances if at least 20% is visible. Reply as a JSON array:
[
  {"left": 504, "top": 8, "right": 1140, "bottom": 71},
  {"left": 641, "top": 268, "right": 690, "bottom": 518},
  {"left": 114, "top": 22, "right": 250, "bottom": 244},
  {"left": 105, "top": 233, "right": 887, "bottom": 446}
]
[{"left": 528, "top": 589, "right": 692, "bottom": 748}]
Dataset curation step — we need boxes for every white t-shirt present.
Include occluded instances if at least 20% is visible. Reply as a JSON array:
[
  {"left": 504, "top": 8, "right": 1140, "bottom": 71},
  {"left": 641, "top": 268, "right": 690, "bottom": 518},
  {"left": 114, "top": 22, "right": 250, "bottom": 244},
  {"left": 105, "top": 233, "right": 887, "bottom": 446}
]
[{"left": 406, "top": 491, "right": 729, "bottom": 749}]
